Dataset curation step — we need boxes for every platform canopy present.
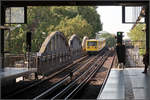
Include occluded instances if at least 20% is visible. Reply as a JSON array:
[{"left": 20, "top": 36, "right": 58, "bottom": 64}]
[{"left": 1, "top": 0, "right": 149, "bottom": 6}]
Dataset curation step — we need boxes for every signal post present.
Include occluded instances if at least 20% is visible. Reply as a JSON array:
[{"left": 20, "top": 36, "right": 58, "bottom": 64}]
[{"left": 116, "top": 32, "right": 126, "bottom": 68}]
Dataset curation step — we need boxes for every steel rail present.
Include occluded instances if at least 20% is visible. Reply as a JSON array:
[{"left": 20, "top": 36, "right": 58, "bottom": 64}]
[
  {"left": 97, "top": 50, "right": 116, "bottom": 97},
  {"left": 51, "top": 50, "right": 108, "bottom": 99},
  {"left": 64, "top": 52, "right": 110, "bottom": 99},
  {"left": 33, "top": 55, "right": 98, "bottom": 99},
  {"left": 6, "top": 55, "right": 88, "bottom": 98},
  {"left": 51, "top": 54, "right": 100, "bottom": 99}
]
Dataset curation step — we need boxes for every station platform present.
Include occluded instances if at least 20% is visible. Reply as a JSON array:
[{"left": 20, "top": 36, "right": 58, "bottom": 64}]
[
  {"left": 0, "top": 67, "right": 37, "bottom": 80},
  {"left": 97, "top": 68, "right": 150, "bottom": 99}
]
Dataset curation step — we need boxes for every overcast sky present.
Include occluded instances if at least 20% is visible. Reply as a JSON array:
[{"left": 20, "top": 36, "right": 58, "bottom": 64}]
[{"left": 97, "top": 6, "right": 133, "bottom": 39}]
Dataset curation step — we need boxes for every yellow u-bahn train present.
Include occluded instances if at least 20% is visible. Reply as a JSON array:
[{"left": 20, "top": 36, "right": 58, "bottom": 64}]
[{"left": 86, "top": 39, "right": 106, "bottom": 54}]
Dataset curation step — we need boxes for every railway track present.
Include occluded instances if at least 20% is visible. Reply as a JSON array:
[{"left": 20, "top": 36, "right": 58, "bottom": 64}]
[
  {"left": 5, "top": 53, "right": 100, "bottom": 99},
  {"left": 5, "top": 47, "right": 111, "bottom": 99},
  {"left": 33, "top": 48, "right": 111, "bottom": 99},
  {"left": 4, "top": 55, "right": 89, "bottom": 99},
  {"left": 74, "top": 50, "right": 116, "bottom": 99}
]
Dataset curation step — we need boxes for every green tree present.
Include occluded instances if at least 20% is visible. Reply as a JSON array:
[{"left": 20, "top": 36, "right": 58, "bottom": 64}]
[
  {"left": 6, "top": 6, "right": 102, "bottom": 53},
  {"left": 77, "top": 6, "right": 102, "bottom": 38},
  {"left": 97, "top": 33, "right": 116, "bottom": 47},
  {"left": 127, "top": 24, "right": 145, "bottom": 41},
  {"left": 127, "top": 24, "right": 146, "bottom": 55},
  {"left": 54, "top": 15, "right": 93, "bottom": 40}
]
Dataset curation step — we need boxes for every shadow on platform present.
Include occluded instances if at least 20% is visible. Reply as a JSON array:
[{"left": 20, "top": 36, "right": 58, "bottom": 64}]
[{"left": 98, "top": 68, "right": 150, "bottom": 99}]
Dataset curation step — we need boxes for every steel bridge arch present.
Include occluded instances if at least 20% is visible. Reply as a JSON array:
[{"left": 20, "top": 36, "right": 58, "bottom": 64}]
[
  {"left": 68, "top": 34, "right": 82, "bottom": 60},
  {"left": 38, "top": 31, "right": 71, "bottom": 75},
  {"left": 82, "top": 36, "right": 88, "bottom": 52}
]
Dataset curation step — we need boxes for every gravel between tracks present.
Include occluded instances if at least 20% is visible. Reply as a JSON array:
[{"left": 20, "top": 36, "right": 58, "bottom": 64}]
[{"left": 74, "top": 55, "right": 114, "bottom": 99}]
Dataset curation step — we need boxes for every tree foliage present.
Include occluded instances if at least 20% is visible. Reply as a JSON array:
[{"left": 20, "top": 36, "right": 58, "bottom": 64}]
[
  {"left": 5, "top": 6, "right": 102, "bottom": 53},
  {"left": 127, "top": 24, "right": 146, "bottom": 55},
  {"left": 54, "top": 15, "right": 93, "bottom": 39},
  {"left": 97, "top": 33, "right": 116, "bottom": 47},
  {"left": 127, "top": 24, "right": 146, "bottom": 41}
]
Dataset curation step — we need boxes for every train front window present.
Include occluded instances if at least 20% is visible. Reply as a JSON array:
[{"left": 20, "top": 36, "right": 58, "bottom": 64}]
[{"left": 88, "top": 41, "right": 97, "bottom": 46}]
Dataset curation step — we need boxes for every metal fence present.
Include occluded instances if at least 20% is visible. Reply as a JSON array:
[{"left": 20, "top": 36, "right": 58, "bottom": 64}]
[{"left": 125, "top": 40, "right": 145, "bottom": 67}]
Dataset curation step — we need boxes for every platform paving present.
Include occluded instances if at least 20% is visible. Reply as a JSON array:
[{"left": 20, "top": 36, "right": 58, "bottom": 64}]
[
  {"left": 97, "top": 68, "right": 150, "bottom": 99},
  {"left": 0, "top": 67, "right": 37, "bottom": 80}
]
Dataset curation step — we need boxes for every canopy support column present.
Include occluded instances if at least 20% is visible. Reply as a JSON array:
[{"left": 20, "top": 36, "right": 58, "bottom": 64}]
[
  {"left": 0, "top": 2, "right": 5, "bottom": 69},
  {"left": 145, "top": 5, "right": 150, "bottom": 65}
]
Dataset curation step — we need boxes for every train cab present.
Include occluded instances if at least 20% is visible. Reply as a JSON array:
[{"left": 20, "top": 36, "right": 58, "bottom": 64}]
[{"left": 86, "top": 39, "right": 106, "bottom": 55}]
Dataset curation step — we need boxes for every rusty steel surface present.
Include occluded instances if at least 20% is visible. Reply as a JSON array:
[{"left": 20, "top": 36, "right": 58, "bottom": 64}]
[
  {"left": 69, "top": 34, "right": 82, "bottom": 60},
  {"left": 82, "top": 36, "right": 88, "bottom": 52},
  {"left": 37, "top": 31, "right": 71, "bottom": 75},
  {"left": 39, "top": 31, "right": 69, "bottom": 55}
]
